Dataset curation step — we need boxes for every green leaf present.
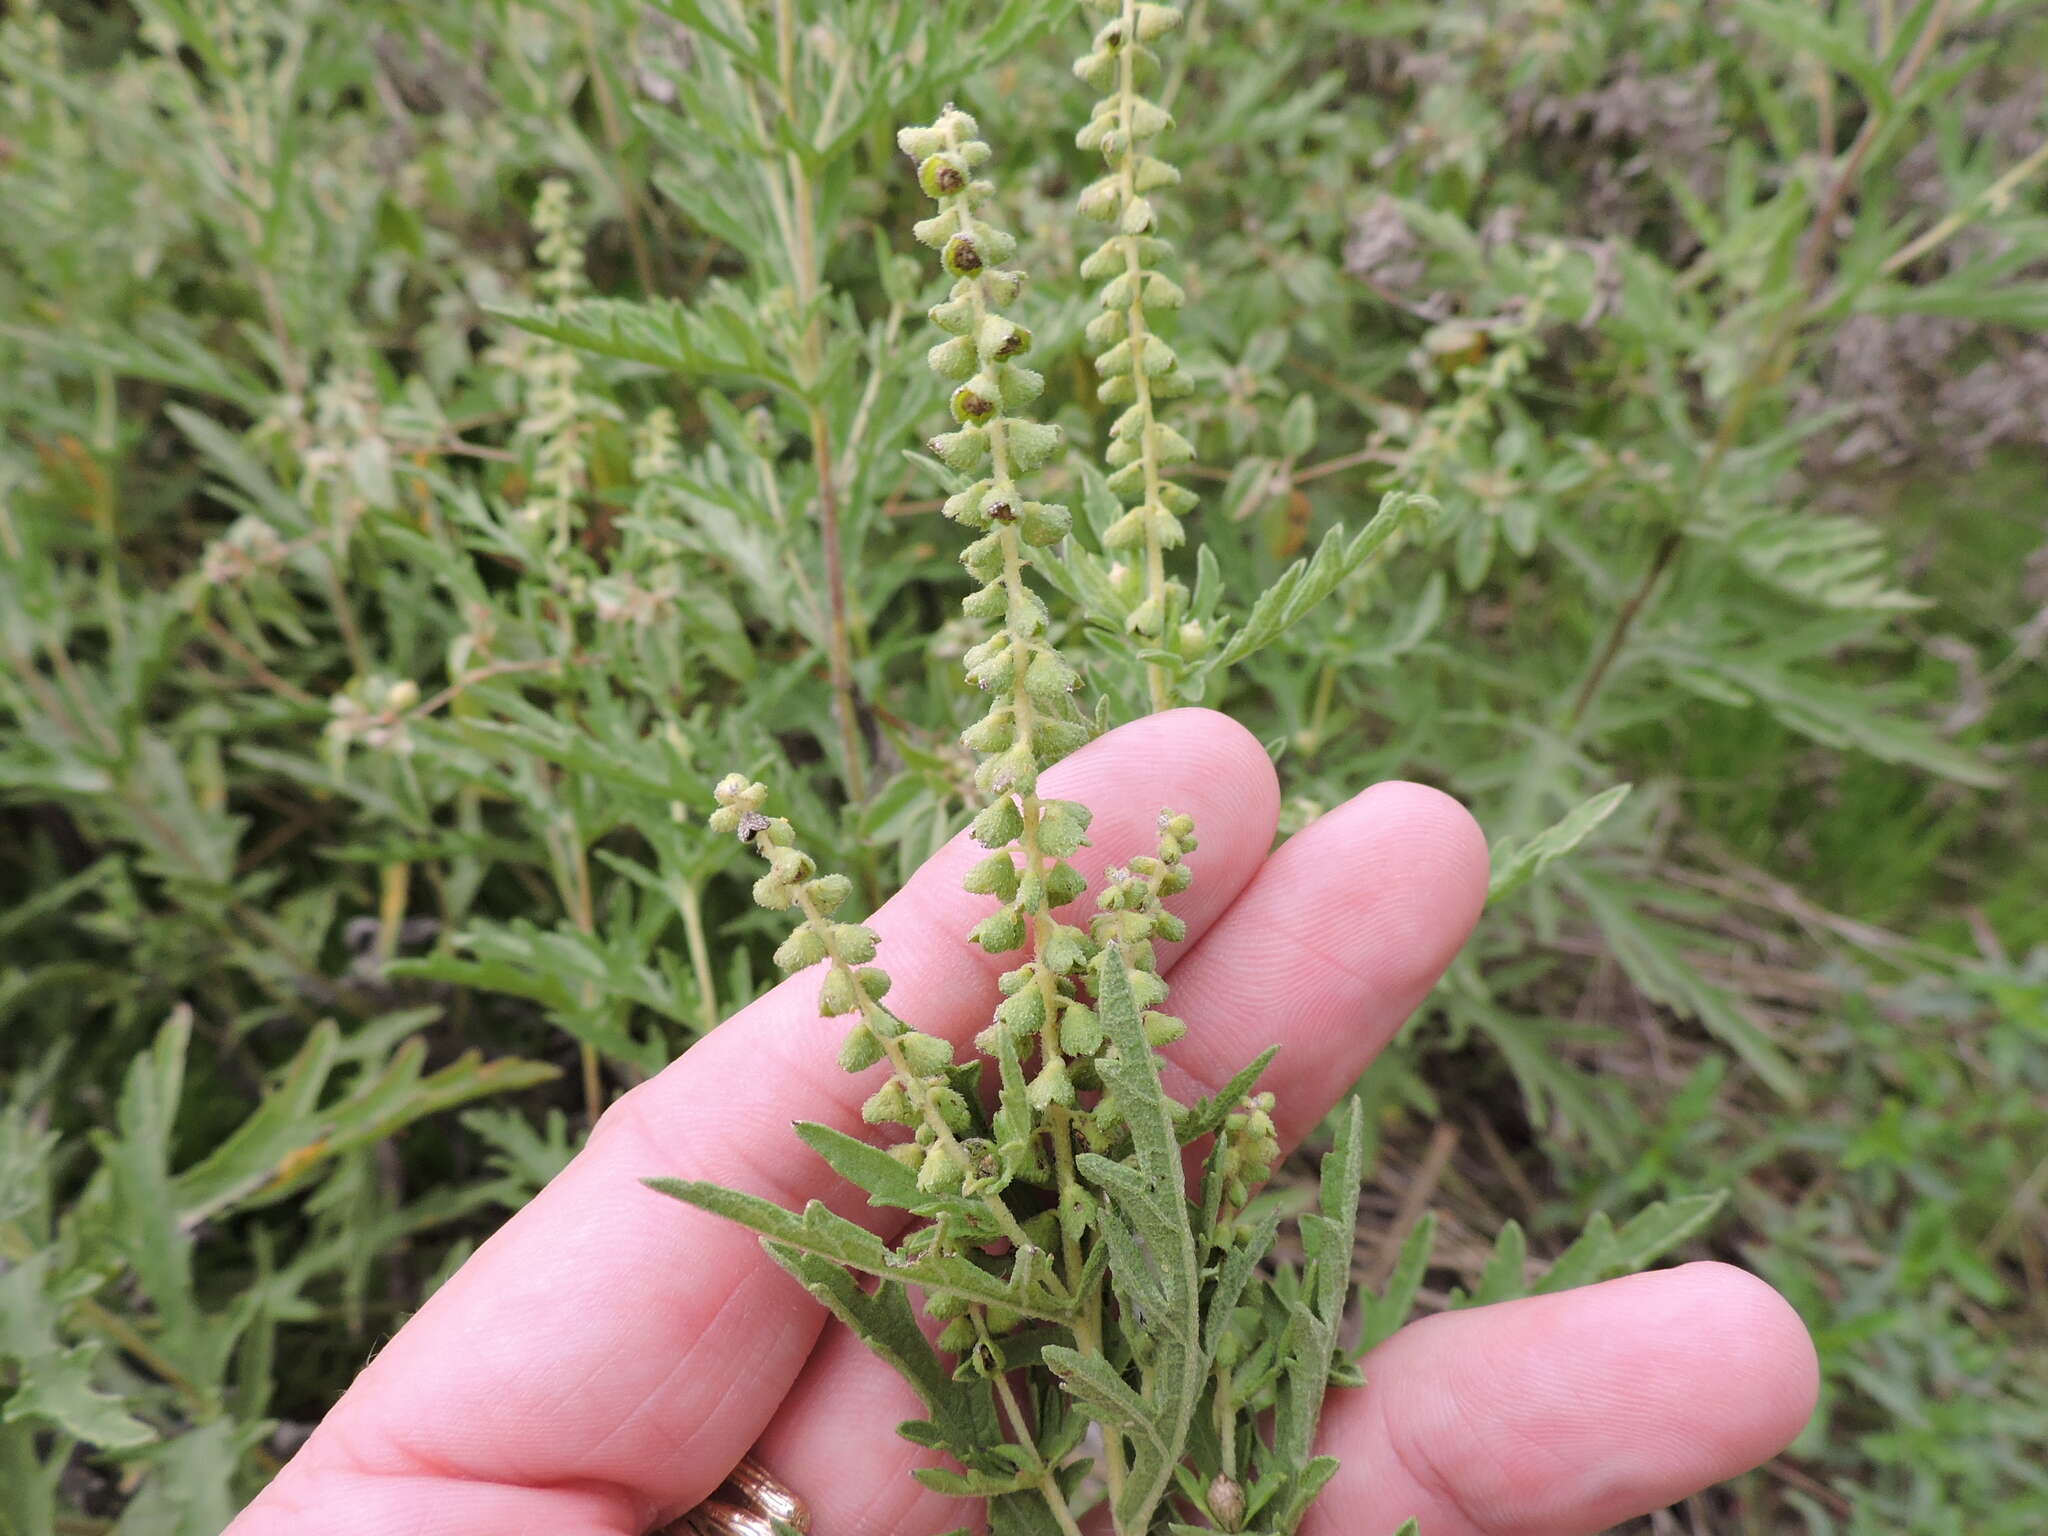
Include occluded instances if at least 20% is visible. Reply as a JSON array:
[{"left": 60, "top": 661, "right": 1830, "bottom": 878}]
[
  {"left": 1465, "top": 1219, "right": 1529, "bottom": 1307},
  {"left": 1488, "top": 783, "right": 1632, "bottom": 902},
  {"left": 1609, "top": 1192, "right": 1728, "bottom": 1272},
  {"left": 1209, "top": 491, "right": 1436, "bottom": 671},
  {"left": 792, "top": 1122, "right": 986, "bottom": 1225},
  {"left": 0, "top": 1252, "right": 154, "bottom": 1449},
  {"left": 1271, "top": 1455, "right": 1343, "bottom": 1534},
  {"left": 1269, "top": 1101, "right": 1368, "bottom": 1476},
  {"left": 1177, "top": 1046, "right": 1280, "bottom": 1144},
  {"left": 1041, "top": 1347, "right": 1162, "bottom": 1453},
  {"left": 1204, "top": 1206, "right": 1283, "bottom": 1357},
  {"left": 644, "top": 1179, "right": 1073, "bottom": 1322},
  {"left": 1573, "top": 873, "right": 1806, "bottom": 1103},
  {"left": 1359, "top": 1211, "right": 1437, "bottom": 1353},
  {"left": 491, "top": 292, "right": 802, "bottom": 396},
  {"left": 763, "top": 1244, "right": 1000, "bottom": 1456},
  {"left": 1535, "top": 1211, "right": 1617, "bottom": 1295}
]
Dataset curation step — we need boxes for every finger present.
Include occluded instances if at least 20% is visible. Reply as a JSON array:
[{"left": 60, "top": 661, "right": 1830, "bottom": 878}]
[
  {"left": 231, "top": 708, "right": 1279, "bottom": 1536},
  {"left": 1157, "top": 780, "right": 1489, "bottom": 1140},
  {"left": 755, "top": 779, "right": 1488, "bottom": 1535},
  {"left": 1307, "top": 1262, "right": 1820, "bottom": 1536}
]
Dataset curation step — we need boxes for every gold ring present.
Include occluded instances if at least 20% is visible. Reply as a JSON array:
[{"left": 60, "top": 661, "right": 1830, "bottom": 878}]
[{"left": 669, "top": 1455, "right": 812, "bottom": 1536}]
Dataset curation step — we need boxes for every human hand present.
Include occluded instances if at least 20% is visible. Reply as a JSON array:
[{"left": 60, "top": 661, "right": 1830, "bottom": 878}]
[{"left": 228, "top": 710, "right": 1817, "bottom": 1536}]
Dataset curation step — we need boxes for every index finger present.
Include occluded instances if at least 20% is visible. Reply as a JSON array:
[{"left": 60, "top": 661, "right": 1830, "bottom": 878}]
[{"left": 230, "top": 709, "right": 1279, "bottom": 1536}]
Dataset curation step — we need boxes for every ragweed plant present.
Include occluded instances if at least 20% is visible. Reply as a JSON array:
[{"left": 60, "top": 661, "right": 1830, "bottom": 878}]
[{"left": 649, "top": 110, "right": 1364, "bottom": 1536}]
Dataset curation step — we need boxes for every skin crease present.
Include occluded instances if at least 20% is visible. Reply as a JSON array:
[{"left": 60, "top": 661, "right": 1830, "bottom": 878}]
[{"left": 227, "top": 709, "right": 1818, "bottom": 1536}]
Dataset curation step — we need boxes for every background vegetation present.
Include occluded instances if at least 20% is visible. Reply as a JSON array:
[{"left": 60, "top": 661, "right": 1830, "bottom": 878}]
[{"left": 2, "top": 0, "right": 2044, "bottom": 1531}]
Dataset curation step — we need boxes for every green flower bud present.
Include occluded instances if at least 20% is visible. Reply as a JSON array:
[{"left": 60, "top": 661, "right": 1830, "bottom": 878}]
[
  {"left": 918, "top": 1141, "right": 965, "bottom": 1193},
  {"left": 962, "top": 708, "right": 1017, "bottom": 755},
  {"left": 773, "top": 926, "right": 827, "bottom": 973},
  {"left": 977, "top": 744, "right": 1038, "bottom": 797},
  {"left": 1022, "top": 650, "right": 1078, "bottom": 705},
  {"left": 927, "top": 335, "right": 976, "bottom": 379},
  {"left": 1132, "top": 155, "right": 1181, "bottom": 193},
  {"left": 960, "top": 531, "right": 1005, "bottom": 582},
  {"left": 1005, "top": 419, "right": 1063, "bottom": 472},
  {"left": 1035, "top": 719, "right": 1089, "bottom": 756},
  {"left": 818, "top": 968, "right": 858, "bottom": 1016},
  {"left": 1028, "top": 1058, "right": 1075, "bottom": 1109},
  {"left": 834, "top": 924, "right": 879, "bottom": 964},
  {"left": 898, "top": 1031, "right": 955, "bottom": 1075},
  {"left": 930, "top": 293, "right": 975, "bottom": 333},
  {"left": 1129, "top": 969, "right": 1168, "bottom": 1009},
  {"left": 961, "top": 580, "right": 1006, "bottom": 620},
  {"left": 862, "top": 1079, "right": 914, "bottom": 1125},
  {"left": 887, "top": 1139, "right": 924, "bottom": 1171},
  {"left": 971, "top": 797, "right": 1025, "bottom": 849},
  {"left": 1151, "top": 424, "right": 1196, "bottom": 464},
  {"left": 1143, "top": 271, "right": 1185, "bottom": 308},
  {"left": 1019, "top": 501, "right": 1071, "bottom": 547},
  {"left": 840, "top": 1024, "right": 885, "bottom": 1074},
  {"left": 996, "top": 983, "right": 1046, "bottom": 1036},
  {"left": 752, "top": 872, "right": 796, "bottom": 911},
  {"left": 804, "top": 873, "right": 852, "bottom": 913},
  {"left": 929, "top": 1084, "right": 972, "bottom": 1133},
  {"left": 963, "top": 850, "right": 1021, "bottom": 899},
  {"left": 1043, "top": 923, "right": 1090, "bottom": 975},
  {"left": 1059, "top": 1001, "right": 1104, "bottom": 1056},
  {"left": 928, "top": 426, "right": 990, "bottom": 472},
  {"left": 1077, "top": 176, "right": 1121, "bottom": 221},
  {"left": 968, "top": 904, "right": 1027, "bottom": 954},
  {"left": 965, "top": 642, "right": 1018, "bottom": 694},
  {"left": 925, "top": 1285, "right": 972, "bottom": 1321},
  {"left": 1045, "top": 860, "right": 1088, "bottom": 908},
  {"left": 1036, "top": 799, "right": 1093, "bottom": 856}
]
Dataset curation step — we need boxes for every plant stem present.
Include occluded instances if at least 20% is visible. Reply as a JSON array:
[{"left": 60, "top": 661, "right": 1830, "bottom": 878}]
[
  {"left": 1875, "top": 135, "right": 2048, "bottom": 279},
  {"left": 772, "top": 0, "right": 867, "bottom": 802},
  {"left": 677, "top": 876, "right": 720, "bottom": 1031},
  {"left": 810, "top": 405, "right": 869, "bottom": 803}
]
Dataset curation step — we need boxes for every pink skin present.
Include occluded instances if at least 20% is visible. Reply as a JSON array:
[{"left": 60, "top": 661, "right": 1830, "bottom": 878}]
[{"left": 229, "top": 710, "right": 1817, "bottom": 1536}]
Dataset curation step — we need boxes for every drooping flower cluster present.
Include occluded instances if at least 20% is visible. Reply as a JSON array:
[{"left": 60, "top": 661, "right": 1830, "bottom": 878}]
[
  {"left": 1074, "top": 0, "right": 1204, "bottom": 699},
  {"left": 710, "top": 775, "right": 988, "bottom": 1199}
]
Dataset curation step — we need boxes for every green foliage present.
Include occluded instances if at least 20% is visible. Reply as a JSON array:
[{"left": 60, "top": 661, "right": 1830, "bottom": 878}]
[{"left": 3, "top": 0, "right": 2046, "bottom": 1528}]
